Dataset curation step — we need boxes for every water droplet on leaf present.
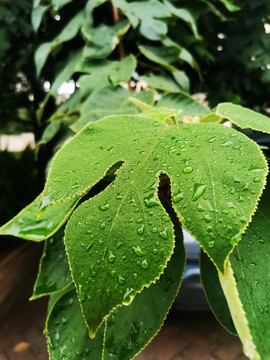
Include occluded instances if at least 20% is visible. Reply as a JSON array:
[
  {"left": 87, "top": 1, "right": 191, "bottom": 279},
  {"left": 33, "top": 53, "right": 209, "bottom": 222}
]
[{"left": 193, "top": 184, "right": 206, "bottom": 201}]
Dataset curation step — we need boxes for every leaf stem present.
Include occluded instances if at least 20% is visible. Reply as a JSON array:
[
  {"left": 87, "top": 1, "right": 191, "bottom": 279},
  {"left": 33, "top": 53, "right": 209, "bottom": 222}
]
[{"left": 112, "top": 5, "right": 125, "bottom": 60}]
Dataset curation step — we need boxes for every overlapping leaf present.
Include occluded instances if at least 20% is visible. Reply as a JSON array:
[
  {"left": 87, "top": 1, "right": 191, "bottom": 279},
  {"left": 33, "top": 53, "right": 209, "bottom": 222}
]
[
  {"left": 0, "top": 193, "right": 79, "bottom": 241},
  {"left": 38, "top": 115, "right": 267, "bottom": 336},
  {"left": 31, "top": 228, "right": 72, "bottom": 299},
  {"left": 216, "top": 103, "right": 270, "bottom": 134},
  {"left": 200, "top": 250, "right": 236, "bottom": 335},
  {"left": 47, "top": 208, "right": 185, "bottom": 359},
  {"left": 219, "top": 180, "right": 270, "bottom": 360}
]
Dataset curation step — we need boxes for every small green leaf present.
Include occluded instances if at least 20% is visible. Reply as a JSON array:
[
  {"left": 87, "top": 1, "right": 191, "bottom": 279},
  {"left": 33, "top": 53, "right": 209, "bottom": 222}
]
[
  {"left": 200, "top": 250, "right": 237, "bottom": 335},
  {"left": 31, "top": 228, "right": 72, "bottom": 299},
  {"left": 157, "top": 92, "right": 210, "bottom": 118},
  {"left": 138, "top": 44, "right": 180, "bottom": 72},
  {"left": 163, "top": 0, "right": 198, "bottom": 37},
  {"left": 216, "top": 103, "right": 270, "bottom": 134},
  {"left": 113, "top": 0, "right": 170, "bottom": 41},
  {"left": 219, "top": 181, "right": 270, "bottom": 360},
  {"left": 109, "top": 55, "right": 137, "bottom": 86},
  {"left": 140, "top": 74, "right": 181, "bottom": 92},
  {"left": 82, "top": 20, "right": 130, "bottom": 59},
  {"left": 36, "top": 120, "right": 61, "bottom": 150},
  {"left": 0, "top": 193, "right": 80, "bottom": 241},
  {"left": 51, "top": 0, "right": 73, "bottom": 11},
  {"left": 31, "top": 0, "right": 49, "bottom": 32},
  {"left": 140, "top": 107, "right": 181, "bottom": 123},
  {"left": 47, "top": 208, "right": 185, "bottom": 358}
]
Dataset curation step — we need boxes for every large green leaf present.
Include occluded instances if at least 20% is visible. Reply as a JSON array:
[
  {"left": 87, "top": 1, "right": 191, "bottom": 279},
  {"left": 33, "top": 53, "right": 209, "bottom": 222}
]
[
  {"left": 200, "top": 250, "right": 237, "bottom": 335},
  {"left": 47, "top": 208, "right": 185, "bottom": 359},
  {"left": 216, "top": 103, "right": 270, "bottom": 134},
  {"left": 38, "top": 115, "right": 267, "bottom": 336},
  {"left": 113, "top": 0, "right": 170, "bottom": 41},
  {"left": 31, "top": 228, "right": 72, "bottom": 299},
  {"left": 0, "top": 193, "right": 79, "bottom": 241},
  {"left": 34, "top": 10, "right": 85, "bottom": 76},
  {"left": 219, "top": 182, "right": 270, "bottom": 360}
]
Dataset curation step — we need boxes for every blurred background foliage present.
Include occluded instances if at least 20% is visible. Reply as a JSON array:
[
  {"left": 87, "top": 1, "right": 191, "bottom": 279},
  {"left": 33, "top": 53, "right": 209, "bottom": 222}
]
[{"left": 1, "top": 0, "right": 270, "bottom": 248}]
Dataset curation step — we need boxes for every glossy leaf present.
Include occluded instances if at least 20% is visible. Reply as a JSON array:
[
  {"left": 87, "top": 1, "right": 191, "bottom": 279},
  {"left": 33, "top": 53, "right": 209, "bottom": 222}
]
[
  {"left": 216, "top": 103, "right": 270, "bottom": 134},
  {"left": 38, "top": 115, "right": 267, "bottom": 336},
  {"left": 31, "top": 228, "right": 72, "bottom": 299},
  {"left": 47, "top": 208, "right": 185, "bottom": 359},
  {"left": 113, "top": 0, "right": 170, "bottom": 41},
  {"left": 200, "top": 250, "right": 237, "bottom": 335},
  {"left": 219, "top": 182, "right": 270, "bottom": 360},
  {"left": 0, "top": 193, "right": 80, "bottom": 241}
]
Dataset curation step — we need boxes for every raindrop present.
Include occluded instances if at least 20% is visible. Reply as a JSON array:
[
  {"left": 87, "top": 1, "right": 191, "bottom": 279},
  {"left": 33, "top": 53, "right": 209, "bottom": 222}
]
[
  {"left": 133, "top": 273, "right": 138, "bottom": 280},
  {"left": 136, "top": 218, "right": 143, "bottom": 224},
  {"left": 172, "top": 191, "right": 184, "bottom": 203},
  {"left": 234, "top": 177, "right": 240, "bottom": 183},
  {"left": 153, "top": 248, "right": 158, "bottom": 254},
  {"left": 141, "top": 259, "right": 149, "bottom": 269},
  {"left": 196, "top": 203, "right": 205, "bottom": 212},
  {"left": 253, "top": 177, "right": 260, "bottom": 183},
  {"left": 183, "top": 166, "right": 193, "bottom": 174},
  {"left": 222, "top": 209, "right": 229, "bottom": 215},
  {"left": 78, "top": 284, "right": 86, "bottom": 302},
  {"left": 208, "top": 137, "right": 217, "bottom": 143},
  {"left": 193, "top": 184, "right": 206, "bottom": 201},
  {"left": 159, "top": 228, "right": 168, "bottom": 240},
  {"left": 144, "top": 193, "right": 159, "bottom": 207},
  {"left": 162, "top": 215, "right": 170, "bottom": 222},
  {"left": 208, "top": 240, "right": 215, "bottom": 248},
  {"left": 100, "top": 222, "right": 105, "bottom": 230},
  {"left": 108, "top": 251, "right": 116, "bottom": 263},
  {"left": 203, "top": 214, "right": 211, "bottom": 223},
  {"left": 137, "top": 225, "right": 145, "bottom": 235},
  {"left": 99, "top": 203, "right": 110, "bottom": 211},
  {"left": 133, "top": 246, "right": 144, "bottom": 257},
  {"left": 111, "top": 270, "right": 116, "bottom": 277},
  {"left": 118, "top": 275, "right": 125, "bottom": 285},
  {"left": 152, "top": 227, "right": 158, "bottom": 233}
]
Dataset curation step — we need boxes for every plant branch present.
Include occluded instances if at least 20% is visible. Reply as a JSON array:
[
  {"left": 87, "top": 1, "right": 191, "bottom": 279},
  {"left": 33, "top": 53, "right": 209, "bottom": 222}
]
[{"left": 112, "top": 6, "right": 125, "bottom": 61}]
